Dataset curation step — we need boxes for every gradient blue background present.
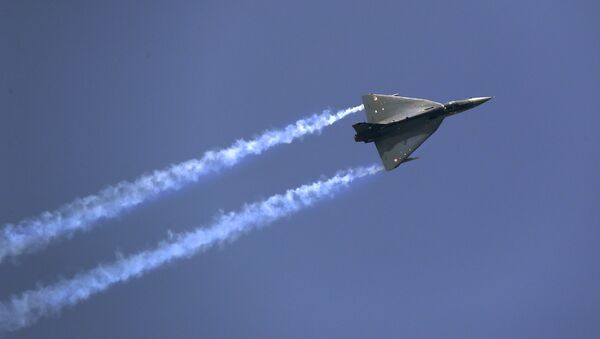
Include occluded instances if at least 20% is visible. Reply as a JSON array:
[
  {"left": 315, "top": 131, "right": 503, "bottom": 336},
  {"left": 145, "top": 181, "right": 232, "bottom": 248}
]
[{"left": 1, "top": 1, "right": 599, "bottom": 338}]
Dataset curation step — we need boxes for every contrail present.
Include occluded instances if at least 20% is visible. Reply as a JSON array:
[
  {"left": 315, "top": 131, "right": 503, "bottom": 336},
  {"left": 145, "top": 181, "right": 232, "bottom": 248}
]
[
  {"left": 0, "top": 164, "right": 382, "bottom": 334},
  {"left": 0, "top": 105, "right": 363, "bottom": 263}
]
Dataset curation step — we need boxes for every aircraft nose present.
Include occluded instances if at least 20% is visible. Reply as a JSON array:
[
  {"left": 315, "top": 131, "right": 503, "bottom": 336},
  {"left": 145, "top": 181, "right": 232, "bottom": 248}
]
[{"left": 469, "top": 96, "right": 493, "bottom": 107}]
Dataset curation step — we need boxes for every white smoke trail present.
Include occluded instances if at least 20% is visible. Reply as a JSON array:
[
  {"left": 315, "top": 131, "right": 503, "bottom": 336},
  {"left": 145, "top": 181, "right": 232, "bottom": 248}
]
[
  {"left": 0, "top": 164, "right": 382, "bottom": 334},
  {"left": 0, "top": 105, "right": 363, "bottom": 263}
]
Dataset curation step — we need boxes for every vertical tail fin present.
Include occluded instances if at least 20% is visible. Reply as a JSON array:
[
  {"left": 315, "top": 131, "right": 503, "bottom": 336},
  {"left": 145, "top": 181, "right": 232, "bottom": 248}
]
[{"left": 362, "top": 94, "right": 443, "bottom": 123}]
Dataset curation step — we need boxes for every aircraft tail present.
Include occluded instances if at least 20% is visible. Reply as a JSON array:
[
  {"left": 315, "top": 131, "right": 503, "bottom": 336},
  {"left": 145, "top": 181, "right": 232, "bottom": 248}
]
[
  {"left": 352, "top": 122, "right": 372, "bottom": 134},
  {"left": 352, "top": 122, "right": 385, "bottom": 143}
]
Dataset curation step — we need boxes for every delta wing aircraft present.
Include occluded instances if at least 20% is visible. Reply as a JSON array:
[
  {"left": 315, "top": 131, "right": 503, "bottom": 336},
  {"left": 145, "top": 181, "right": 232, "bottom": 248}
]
[{"left": 353, "top": 94, "right": 492, "bottom": 170}]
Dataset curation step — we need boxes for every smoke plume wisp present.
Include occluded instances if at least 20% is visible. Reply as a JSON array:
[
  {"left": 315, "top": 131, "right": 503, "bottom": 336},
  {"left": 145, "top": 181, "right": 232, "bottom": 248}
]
[
  {"left": 0, "top": 164, "right": 381, "bottom": 334},
  {"left": 0, "top": 105, "right": 363, "bottom": 263}
]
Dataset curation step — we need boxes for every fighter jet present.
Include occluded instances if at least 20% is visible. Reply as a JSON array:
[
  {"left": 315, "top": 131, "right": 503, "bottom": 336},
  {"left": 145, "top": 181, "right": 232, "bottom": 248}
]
[{"left": 353, "top": 94, "right": 492, "bottom": 170}]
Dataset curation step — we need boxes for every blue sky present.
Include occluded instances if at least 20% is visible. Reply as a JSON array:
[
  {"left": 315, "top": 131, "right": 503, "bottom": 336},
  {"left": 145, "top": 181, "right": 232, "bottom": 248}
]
[{"left": 1, "top": 0, "right": 599, "bottom": 338}]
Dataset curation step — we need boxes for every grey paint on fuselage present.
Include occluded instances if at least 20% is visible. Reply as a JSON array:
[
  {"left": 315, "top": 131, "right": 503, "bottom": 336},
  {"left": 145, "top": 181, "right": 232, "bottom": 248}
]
[{"left": 353, "top": 94, "right": 492, "bottom": 171}]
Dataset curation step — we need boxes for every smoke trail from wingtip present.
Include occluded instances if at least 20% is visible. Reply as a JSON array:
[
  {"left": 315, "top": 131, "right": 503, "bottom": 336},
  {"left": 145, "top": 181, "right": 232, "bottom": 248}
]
[
  {"left": 0, "top": 105, "right": 364, "bottom": 263},
  {"left": 0, "top": 164, "right": 382, "bottom": 334}
]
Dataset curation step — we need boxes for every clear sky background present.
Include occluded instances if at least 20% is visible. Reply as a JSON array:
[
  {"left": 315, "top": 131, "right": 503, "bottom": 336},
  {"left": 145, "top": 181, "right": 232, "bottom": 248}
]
[{"left": 1, "top": 1, "right": 599, "bottom": 338}]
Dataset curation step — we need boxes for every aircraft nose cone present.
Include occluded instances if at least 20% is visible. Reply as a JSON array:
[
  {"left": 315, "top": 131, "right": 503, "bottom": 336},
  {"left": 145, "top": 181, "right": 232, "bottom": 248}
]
[
  {"left": 470, "top": 97, "right": 492, "bottom": 105},
  {"left": 470, "top": 96, "right": 493, "bottom": 105}
]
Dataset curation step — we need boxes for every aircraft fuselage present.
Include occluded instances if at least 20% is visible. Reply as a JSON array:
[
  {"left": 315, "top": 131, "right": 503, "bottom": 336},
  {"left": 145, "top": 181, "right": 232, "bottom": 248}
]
[{"left": 353, "top": 97, "right": 491, "bottom": 143}]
